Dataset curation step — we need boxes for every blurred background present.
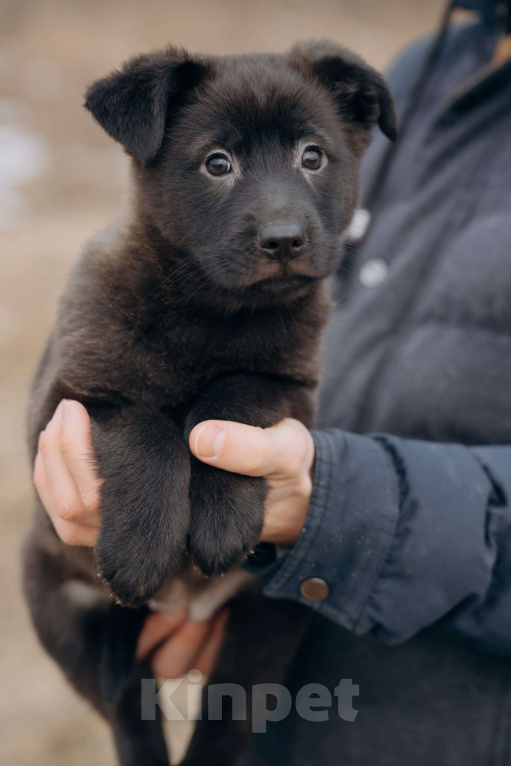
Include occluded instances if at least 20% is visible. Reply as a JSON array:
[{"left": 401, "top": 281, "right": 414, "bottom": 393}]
[{"left": 0, "top": 0, "right": 445, "bottom": 763}]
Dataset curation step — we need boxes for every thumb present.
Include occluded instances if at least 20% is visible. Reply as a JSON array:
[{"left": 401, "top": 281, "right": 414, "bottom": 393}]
[{"left": 189, "top": 418, "right": 312, "bottom": 479}]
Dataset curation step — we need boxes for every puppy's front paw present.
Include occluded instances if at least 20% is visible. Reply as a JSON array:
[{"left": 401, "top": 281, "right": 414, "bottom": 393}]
[
  {"left": 189, "top": 460, "right": 266, "bottom": 575},
  {"left": 96, "top": 534, "right": 175, "bottom": 607},
  {"left": 96, "top": 495, "right": 189, "bottom": 607}
]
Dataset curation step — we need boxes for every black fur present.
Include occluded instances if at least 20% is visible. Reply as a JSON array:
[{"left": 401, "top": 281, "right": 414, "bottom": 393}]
[{"left": 23, "top": 41, "right": 395, "bottom": 765}]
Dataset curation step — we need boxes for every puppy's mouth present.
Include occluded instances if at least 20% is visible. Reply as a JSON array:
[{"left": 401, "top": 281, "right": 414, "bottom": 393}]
[
  {"left": 239, "top": 254, "right": 321, "bottom": 292},
  {"left": 251, "top": 274, "right": 318, "bottom": 292}
]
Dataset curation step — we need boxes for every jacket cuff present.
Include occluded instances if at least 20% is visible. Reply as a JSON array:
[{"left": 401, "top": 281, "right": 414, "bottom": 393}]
[{"left": 261, "top": 428, "right": 400, "bottom": 632}]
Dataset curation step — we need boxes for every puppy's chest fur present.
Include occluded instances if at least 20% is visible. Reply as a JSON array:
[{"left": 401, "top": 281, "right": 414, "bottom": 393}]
[
  {"left": 59, "top": 249, "right": 329, "bottom": 419},
  {"left": 142, "top": 304, "right": 323, "bottom": 403}
]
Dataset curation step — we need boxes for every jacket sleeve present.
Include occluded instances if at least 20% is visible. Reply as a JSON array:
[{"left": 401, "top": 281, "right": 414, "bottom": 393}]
[{"left": 245, "top": 429, "right": 511, "bottom": 655}]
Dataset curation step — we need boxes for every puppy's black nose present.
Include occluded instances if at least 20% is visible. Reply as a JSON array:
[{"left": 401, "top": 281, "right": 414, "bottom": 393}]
[{"left": 258, "top": 222, "right": 306, "bottom": 261}]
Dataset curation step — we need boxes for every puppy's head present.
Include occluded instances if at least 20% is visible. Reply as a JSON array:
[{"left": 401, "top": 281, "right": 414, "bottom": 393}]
[{"left": 86, "top": 42, "right": 395, "bottom": 303}]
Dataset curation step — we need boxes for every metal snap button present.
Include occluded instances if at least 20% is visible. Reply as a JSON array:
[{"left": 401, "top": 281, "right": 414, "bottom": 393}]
[
  {"left": 359, "top": 258, "right": 388, "bottom": 288},
  {"left": 300, "top": 577, "right": 330, "bottom": 602}
]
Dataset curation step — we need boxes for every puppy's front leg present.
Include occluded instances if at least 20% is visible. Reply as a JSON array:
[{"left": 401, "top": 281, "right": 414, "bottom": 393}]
[
  {"left": 185, "top": 374, "right": 312, "bottom": 575},
  {"left": 91, "top": 408, "right": 190, "bottom": 607}
]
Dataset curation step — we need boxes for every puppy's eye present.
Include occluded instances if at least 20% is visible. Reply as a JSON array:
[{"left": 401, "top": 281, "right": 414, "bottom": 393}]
[
  {"left": 206, "top": 153, "right": 231, "bottom": 177},
  {"left": 302, "top": 147, "right": 323, "bottom": 171}
]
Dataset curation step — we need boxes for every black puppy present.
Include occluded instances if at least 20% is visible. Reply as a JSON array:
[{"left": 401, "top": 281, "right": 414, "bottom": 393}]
[{"left": 23, "top": 41, "right": 395, "bottom": 765}]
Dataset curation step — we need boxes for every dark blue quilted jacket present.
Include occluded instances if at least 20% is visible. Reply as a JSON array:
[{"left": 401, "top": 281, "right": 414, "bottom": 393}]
[{"left": 244, "top": 3, "right": 511, "bottom": 764}]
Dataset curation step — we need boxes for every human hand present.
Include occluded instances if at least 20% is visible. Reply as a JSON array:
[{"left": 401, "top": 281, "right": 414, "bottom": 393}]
[
  {"left": 136, "top": 607, "right": 228, "bottom": 678},
  {"left": 189, "top": 418, "right": 314, "bottom": 545}
]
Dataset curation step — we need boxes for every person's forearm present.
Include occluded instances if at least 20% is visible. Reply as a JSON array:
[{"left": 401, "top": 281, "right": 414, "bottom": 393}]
[{"left": 253, "top": 428, "right": 511, "bottom": 655}]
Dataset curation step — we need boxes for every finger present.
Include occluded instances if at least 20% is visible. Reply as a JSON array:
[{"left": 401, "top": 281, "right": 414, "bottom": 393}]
[
  {"left": 52, "top": 517, "right": 99, "bottom": 548},
  {"left": 189, "top": 418, "right": 313, "bottom": 478},
  {"left": 35, "top": 453, "right": 98, "bottom": 545},
  {"left": 193, "top": 610, "right": 229, "bottom": 677},
  {"left": 149, "top": 618, "right": 213, "bottom": 679},
  {"left": 58, "top": 400, "right": 102, "bottom": 516},
  {"left": 36, "top": 430, "right": 99, "bottom": 547},
  {"left": 38, "top": 403, "right": 98, "bottom": 527},
  {"left": 136, "top": 609, "right": 188, "bottom": 662},
  {"left": 34, "top": 450, "right": 58, "bottom": 523}
]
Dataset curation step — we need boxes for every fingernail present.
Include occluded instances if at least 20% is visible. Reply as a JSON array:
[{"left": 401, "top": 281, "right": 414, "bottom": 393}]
[{"left": 194, "top": 424, "right": 226, "bottom": 459}]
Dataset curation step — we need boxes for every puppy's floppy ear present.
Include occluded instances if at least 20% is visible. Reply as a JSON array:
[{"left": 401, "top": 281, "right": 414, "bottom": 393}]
[
  {"left": 290, "top": 41, "right": 397, "bottom": 142},
  {"left": 85, "top": 46, "right": 209, "bottom": 165}
]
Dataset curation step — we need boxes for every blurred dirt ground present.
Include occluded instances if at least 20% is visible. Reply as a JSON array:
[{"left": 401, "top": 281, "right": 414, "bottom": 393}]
[{"left": 0, "top": 0, "right": 444, "bottom": 763}]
